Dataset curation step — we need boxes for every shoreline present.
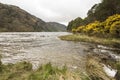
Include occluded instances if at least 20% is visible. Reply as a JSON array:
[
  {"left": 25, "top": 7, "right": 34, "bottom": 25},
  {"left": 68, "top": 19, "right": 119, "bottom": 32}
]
[
  {"left": 59, "top": 34, "right": 120, "bottom": 48},
  {"left": 59, "top": 34, "right": 120, "bottom": 79}
]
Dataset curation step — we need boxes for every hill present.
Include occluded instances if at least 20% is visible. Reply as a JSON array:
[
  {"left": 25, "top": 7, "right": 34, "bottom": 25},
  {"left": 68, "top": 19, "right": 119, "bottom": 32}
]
[
  {"left": 67, "top": 0, "right": 120, "bottom": 31},
  {"left": 44, "top": 22, "right": 66, "bottom": 32},
  {"left": 0, "top": 3, "right": 66, "bottom": 32}
]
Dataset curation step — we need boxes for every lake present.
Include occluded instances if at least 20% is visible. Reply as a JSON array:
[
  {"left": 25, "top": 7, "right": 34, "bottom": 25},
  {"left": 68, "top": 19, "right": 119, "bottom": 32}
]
[{"left": 0, "top": 32, "right": 119, "bottom": 72}]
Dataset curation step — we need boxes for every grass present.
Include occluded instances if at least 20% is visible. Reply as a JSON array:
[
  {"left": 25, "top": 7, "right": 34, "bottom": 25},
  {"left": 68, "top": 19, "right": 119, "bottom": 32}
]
[
  {"left": 0, "top": 57, "right": 115, "bottom": 80},
  {"left": 59, "top": 34, "right": 120, "bottom": 80},
  {"left": 59, "top": 34, "right": 120, "bottom": 48},
  {"left": 0, "top": 51, "right": 116, "bottom": 80},
  {"left": 0, "top": 60, "right": 90, "bottom": 80},
  {"left": 86, "top": 54, "right": 114, "bottom": 80}
]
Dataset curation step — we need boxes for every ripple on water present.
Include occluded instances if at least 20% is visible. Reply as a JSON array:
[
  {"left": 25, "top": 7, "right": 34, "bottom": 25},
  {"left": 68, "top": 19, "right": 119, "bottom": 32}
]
[{"left": 0, "top": 32, "right": 88, "bottom": 71}]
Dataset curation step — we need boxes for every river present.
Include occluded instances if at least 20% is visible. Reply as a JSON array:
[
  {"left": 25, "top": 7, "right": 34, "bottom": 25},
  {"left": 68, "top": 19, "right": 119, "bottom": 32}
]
[{"left": 0, "top": 32, "right": 119, "bottom": 72}]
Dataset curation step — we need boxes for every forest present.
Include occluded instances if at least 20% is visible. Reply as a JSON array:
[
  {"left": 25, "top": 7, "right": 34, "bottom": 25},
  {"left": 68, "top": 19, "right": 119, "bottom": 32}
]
[{"left": 67, "top": 0, "right": 120, "bottom": 38}]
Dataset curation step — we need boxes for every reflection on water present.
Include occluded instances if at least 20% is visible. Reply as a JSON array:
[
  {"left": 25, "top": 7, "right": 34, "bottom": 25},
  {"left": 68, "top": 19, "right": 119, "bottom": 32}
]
[{"left": 0, "top": 32, "right": 89, "bottom": 71}]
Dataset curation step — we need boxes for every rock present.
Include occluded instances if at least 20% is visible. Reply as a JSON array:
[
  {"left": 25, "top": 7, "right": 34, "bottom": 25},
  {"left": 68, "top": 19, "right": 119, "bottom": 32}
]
[{"left": 115, "top": 70, "right": 120, "bottom": 80}]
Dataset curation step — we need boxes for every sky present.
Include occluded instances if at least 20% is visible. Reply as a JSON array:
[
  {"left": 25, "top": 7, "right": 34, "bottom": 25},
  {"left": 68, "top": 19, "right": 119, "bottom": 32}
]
[{"left": 0, "top": 0, "right": 101, "bottom": 25}]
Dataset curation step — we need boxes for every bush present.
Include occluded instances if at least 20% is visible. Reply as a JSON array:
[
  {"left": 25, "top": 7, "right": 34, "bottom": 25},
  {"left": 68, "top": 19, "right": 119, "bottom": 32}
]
[
  {"left": 110, "top": 21, "right": 120, "bottom": 37},
  {"left": 73, "top": 14, "right": 120, "bottom": 38},
  {"left": 76, "top": 26, "right": 85, "bottom": 33},
  {"left": 85, "top": 21, "right": 100, "bottom": 34},
  {"left": 105, "top": 14, "right": 120, "bottom": 33},
  {"left": 72, "top": 28, "right": 77, "bottom": 33}
]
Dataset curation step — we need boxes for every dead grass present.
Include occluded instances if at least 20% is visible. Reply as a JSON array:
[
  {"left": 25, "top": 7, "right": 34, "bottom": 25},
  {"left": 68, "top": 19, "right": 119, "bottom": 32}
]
[
  {"left": 86, "top": 54, "right": 115, "bottom": 80},
  {"left": 59, "top": 34, "right": 120, "bottom": 48}
]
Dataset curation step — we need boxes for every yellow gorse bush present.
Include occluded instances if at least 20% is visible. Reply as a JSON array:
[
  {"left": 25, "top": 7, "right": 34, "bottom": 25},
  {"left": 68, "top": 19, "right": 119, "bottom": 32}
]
[
  {"left": 110, "top": 21, "right": 120, "bottom": 37},
  {"left": 105, "top": 14, "right": 120, "bottom": 33},
  {"left": 76, "top": 26, "right": 85, "bottom": 33},
  {"left": 72, "top": 14, "right": 120, "bottom": 38},
  {"left": 84, "top": 21, "right": 100, "bottom": 33},
  {"left": 72, "top": 28, "right": 77, "bottom": 33}
]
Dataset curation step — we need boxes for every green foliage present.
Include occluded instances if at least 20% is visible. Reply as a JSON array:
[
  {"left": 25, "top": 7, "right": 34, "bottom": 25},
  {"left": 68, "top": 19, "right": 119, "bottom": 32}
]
[
  {"left": 67, "top": 0, "right": 120, "bottom": 31},
  {"left": 0, "top": 61, "right": 32, "bottom": 80},
  {"left": 14, "top": 61, "right": 32, "bottom": 71},
  {"left": 110, "top": 21, "right": 120, "bottom": 37},
  {"left": 87, "top": 0, "right": 120, "bottom": 22},
  {"left": 67, "top": 17, "right": 84, "bottom": 31},
  {"left": 72, "top": 28, "right": 77, "bottom": 33},
  {"left": 0, "top": 61, "right": 83, "bottom": 80},
  {"left": 29, "top": 63, "right": 67, "bottom": 80},
  {"left": 72, "top": 14, "right": 120, "bottom": 38},
  {"left": 115, "top": 62, "right": 120, "bottom": 70}
]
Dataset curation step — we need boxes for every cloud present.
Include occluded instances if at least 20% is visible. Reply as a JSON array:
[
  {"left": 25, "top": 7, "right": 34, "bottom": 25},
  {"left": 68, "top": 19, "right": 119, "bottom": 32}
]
[{"left": 0, "top": 0, "right": 101, "bottom": 25}]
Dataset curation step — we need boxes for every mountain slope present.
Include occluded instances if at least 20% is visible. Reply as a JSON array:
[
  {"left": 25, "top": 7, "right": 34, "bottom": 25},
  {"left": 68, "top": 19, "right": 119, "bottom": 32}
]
[
  {"left": 44, "top": 22, "right": 66, "bottom": 32},
  {"left": 0, "top": 3, "right": 66, "bottom": 32}
]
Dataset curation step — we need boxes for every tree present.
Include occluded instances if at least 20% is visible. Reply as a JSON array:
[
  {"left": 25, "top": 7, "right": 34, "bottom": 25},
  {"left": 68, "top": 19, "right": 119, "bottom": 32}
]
[
  {"left": 67, "top": 17, "right": 84, "bottom": 31},
  {"left": 67, "top": 0, "right": 120, "bottom": 31},
  {"left": 87, "top": 0, "right": 120, "bottom": 22}
]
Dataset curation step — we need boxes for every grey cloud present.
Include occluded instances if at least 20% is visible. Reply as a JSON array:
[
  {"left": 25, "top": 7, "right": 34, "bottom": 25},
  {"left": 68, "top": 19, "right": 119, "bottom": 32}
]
[{"left": 0, "top": 0, "right": 101, "bottom": 25}]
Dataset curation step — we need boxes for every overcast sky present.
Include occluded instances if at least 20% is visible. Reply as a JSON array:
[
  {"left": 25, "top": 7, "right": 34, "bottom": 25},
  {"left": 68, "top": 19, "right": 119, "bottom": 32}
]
[{"left": 0, "top": 0, "right": 101, "bottom": 25}]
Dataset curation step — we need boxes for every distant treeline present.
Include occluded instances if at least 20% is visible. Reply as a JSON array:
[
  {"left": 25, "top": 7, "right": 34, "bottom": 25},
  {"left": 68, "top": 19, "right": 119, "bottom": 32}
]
[{"left": 67, "top": 0, "right": 120, "bottom": 38}]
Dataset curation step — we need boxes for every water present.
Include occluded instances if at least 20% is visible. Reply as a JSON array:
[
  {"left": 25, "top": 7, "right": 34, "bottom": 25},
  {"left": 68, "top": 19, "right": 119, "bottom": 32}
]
[
  {"left": 0, "top": 32, "right": 90, "bottom": 71},
  {"left": 93, "top": 45, "right": 120, "bottom": 60},
  {"left": 0, "top": 32, "right": 119, "bottom": 73}
]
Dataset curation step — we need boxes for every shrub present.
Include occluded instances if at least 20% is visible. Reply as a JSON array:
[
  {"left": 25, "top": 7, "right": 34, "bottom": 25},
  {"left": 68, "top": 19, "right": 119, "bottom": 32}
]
[
  {"left": 72, "top": 28, "right": 77, "bottom": 33},
  {"left": 83, "top": 21, "right": 101, "bottom": 35},
  {"left": 105, "top": 14, "right": 120, "bottom": 34},
  {"left": 73, "top": 14, "right": 120, "bottom": 38},
  {"left": 76, "top": 26, "right": 85, "bottom": 33},
  {"left": 110, "top": 21, "right": 120, "bottom": 37}
]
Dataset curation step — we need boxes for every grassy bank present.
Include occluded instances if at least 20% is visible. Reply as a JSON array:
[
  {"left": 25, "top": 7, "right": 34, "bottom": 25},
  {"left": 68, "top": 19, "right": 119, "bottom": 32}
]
[
  {"left": 0, "top": 61, "right": 83, "bottom": 80},
  {"left": 59, "top": 34, "right": 120, "bottom": 48},
  {"left": 86, "top": 54, "right": 115, "bottom": 80},
  {"left": 0, "top": 59, "right": 97, "bottom": 80},
  {"left": 0, "top": 60, "right": 114, "bottom": 80}
]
